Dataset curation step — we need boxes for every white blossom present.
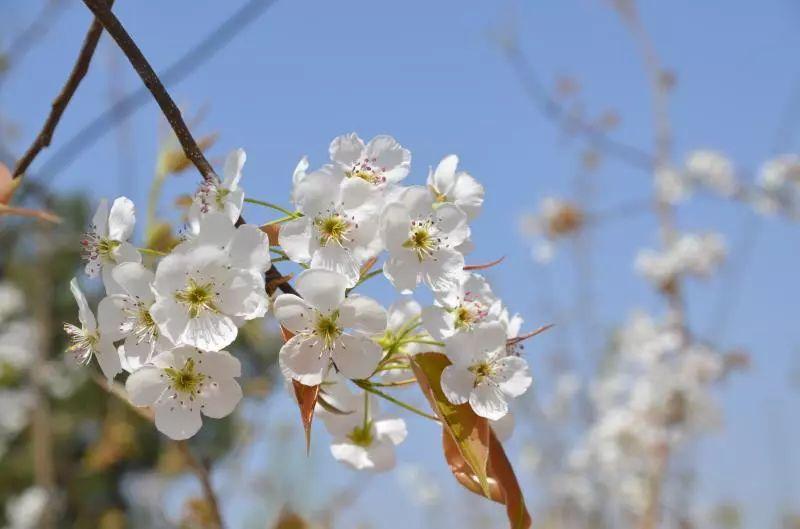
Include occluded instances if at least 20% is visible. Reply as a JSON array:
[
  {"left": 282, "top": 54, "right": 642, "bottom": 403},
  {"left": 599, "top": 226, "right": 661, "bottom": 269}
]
[
  {"left": 274, "top": 269, "right": 387, "bottom": 385},
  {"left": 281, "top": 165, "right": 381, "bottom": 287},
  {"left": 3, "top": 486, "right": 48, "bottom": 529},
  {"left": 328, "top": 132, "right": 411, "bottom": 190},
  {"left": 635, "top": 232, "right": 725, "bottom": 288},
  {"left": 426, "top": 154, "right": 484, "bottom": 219},
  {"left": 440, "top": 322, "right": 532, "bottom": 420},
  {"left": 98, "top": 263, "right": 174, "bottom": 372},
  {"left": 189, "top": 149, "right": 247, "bottom": 225},
  {"left": 321, "top": 390, "right": 407, "bottom": 472},
  {"left": 149, "top": 244, "right": 268, "bottom": 352},
  {"left": 64, "top": 278, "right": 121, "bottom": 380},
  {"left": 381, "top": 186, "right": 469, "bottom": 294},
  {"left": 125, "top": 346, "right": 243, "bottom": 440},
  {"left": 421, "top": 272, "right": 500, "bottom": 340},
  {"left": 80, "top": 197, "right": 140, "bottom": 294},
  {"left": 684, "top": 150, "right": 738, "bottom": 197}
]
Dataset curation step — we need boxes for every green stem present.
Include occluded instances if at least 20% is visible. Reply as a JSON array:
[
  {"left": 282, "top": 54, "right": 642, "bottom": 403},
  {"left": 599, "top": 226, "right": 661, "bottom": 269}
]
[
  {"left": 349, "top": 269, "right": 383, "bottom": 291},
  {"left": 353, "top": 380, "right": 439, "bottom": 422},
  {"left": 244, "top": 197, "right": 298, "bottom": 217},
  {"left": 138, "top": 247, "right": 167, "bottom": 257},
  {"left": 261, "top": 214, "right": 298, "bottom": 226},
  {"left": 400, "top": 337, "right": 445, "bottom": 348}
]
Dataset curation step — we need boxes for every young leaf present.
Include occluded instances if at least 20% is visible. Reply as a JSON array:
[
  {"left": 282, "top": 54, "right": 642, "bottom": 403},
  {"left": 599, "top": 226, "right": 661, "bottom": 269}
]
[
  {"left": 411, "top": 352, "right": 491, "bottom": 496},
  {"left": 281, "top": 326, "right": 320, "bottom": 454},
  {"left": 413, "top": 352, "right": 532, "bottom": 529}
]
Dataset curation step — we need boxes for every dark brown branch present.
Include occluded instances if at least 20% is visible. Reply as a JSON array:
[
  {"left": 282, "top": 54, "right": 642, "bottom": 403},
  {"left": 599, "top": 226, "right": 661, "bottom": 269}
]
[
  {"left": 81, "top": 0, "right": 216, "bottom": 181},
  {"left": 35, "top": 0, "right": 279, "bottom": 185},
  {"left": 81, "top": 0, "right": 299, "bottom": 296},
  {"left": 12, "top": 2, "right": 112, "bottom": 179}
]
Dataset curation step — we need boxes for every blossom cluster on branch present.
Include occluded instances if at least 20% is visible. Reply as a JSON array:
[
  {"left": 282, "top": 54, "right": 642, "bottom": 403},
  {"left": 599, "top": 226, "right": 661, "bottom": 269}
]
[{"left": 63, "top": 133, "right": 539, "bottom": 493}]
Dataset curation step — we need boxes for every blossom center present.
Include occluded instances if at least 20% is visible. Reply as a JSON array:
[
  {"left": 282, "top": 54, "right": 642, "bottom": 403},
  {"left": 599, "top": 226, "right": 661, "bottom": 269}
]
[
  {"left": 347, "top": 423, "right": 374, "bottom": 447},
  {"left": 63, "top": 323, "right": 98, "bottom": 364},
  {"left": 346, "top": 159, "right": 386, "bottom": 185},
  {"left": 314, "top": 214, "right": 351, "bottom": 246},
  {"left": 164, "top": 358, "right": 205, "bottom": 397},
  {"left": 428, "top": 185, "right": 448, "bottom": 203},
  {"left": 468, "top": 361, "right": 495, "bottom": 385},
  {"left": 175, "top": 278, "right": 218, "bottom": 318},
  {"left": 402, "top": 220, "right": 439, "bottom": 262},
  {"left": 314, "top": 311, "right": 342, "bottom": 350},
  {"left": 81, "top": 230, "right": 120, "bottom": 264}
]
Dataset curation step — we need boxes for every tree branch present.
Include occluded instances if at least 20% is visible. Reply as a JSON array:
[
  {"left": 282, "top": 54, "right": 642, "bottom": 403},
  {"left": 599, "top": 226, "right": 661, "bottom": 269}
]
[
  {"left": 12, "top": 1, "right": 112, "bottom": 179},
  {"left": 176, "top": 441, "right": 226, "bottom": 529},
  {"left": 81, "top": 0, "right": 216, "bottom": 180},
  {"left": 80, "top": 0, "right": 299, "bottom": 296}
]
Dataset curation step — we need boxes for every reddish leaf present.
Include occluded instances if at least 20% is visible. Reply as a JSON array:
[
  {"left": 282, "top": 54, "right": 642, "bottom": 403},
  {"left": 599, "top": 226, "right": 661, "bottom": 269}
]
[
  {"left": 0, "top": 163, "right": 15, "bottom": 205},
  {"left": 281, "top": 326, "right": 319, "bottom": 454},
  {"left": 260, "top": 223, "right": 280, "bottom": 246},
  {"left": 412, "top": 352, "right": 532, "bottom": 529}
]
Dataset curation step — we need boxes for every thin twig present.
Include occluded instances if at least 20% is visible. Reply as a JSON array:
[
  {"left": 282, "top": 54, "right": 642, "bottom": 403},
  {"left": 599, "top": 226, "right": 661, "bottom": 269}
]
[
  {"left": 12, "top": 1, "right": 113, "bottom": 180},
  {"left": 81, "top": 0, "right": 215, "bottom": 180},
  {"left": 36, "top": 0, "right": 279, "bottom": 184},
  {"left": 79, "top": 0, "right": 299, "bottom": 297}
]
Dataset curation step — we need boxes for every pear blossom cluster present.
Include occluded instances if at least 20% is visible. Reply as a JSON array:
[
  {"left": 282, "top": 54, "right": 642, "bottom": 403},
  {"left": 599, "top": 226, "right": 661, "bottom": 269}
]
[
  {"left": 65, "top": 150, "right": 267, "bottom": 440},
  {"left": 634, "top": 232, "right": 726, "bottom": 291},
  {"left": 64, "top": 134, "right": 536, "bottom": 473}
]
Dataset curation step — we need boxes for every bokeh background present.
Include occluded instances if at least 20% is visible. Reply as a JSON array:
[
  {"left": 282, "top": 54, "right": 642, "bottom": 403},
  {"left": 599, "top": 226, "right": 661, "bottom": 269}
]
[{"left": 1, "top": 0, "right": 799, "bottom": 528}]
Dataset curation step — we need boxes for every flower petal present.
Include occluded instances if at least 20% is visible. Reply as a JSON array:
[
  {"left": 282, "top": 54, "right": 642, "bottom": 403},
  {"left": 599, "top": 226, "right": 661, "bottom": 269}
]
[
  {"left": 222, "top": 148, "right": 246, "bottom": 190},
  {"left": 125, "top": 365, "right": 168, "bottom": 406},
  {"left": 331, "top": 333, "right": 382, "bottom": 380},
  {"left": 279, "top": 335, "right": 328, "bottom": 385},
  {"left": 228, "top": 224, "right": 270, "bottom": 272},
  {"left": 364, "top": 135, "right": 410, "bottom": 184},
  {"left": 108, "top": 196, "right": 136, "bottom": 241},
  {"left": 374, "top": 418, "right": 407, "bottom": 445},
  {"left": 382, "top": 254, "right": 419, "bottom": 293},
  {"left": 96, "top": 337, "right": 123, "bottom": 381},
  {"left": 200, "top": 350, "right": 242, "bottom": 379},
  {"left": 294, "top": 268, "right": 347, "bottom": 314},
  {"left": 200, "top": 379, "right": 243, "bottom": 419},
  {"left": 149, "top": 298, "right": 189, "bottom": 346},
  {"left": 278, "top": 217, "right": 313, "bottom": 263},
  {"left": 69, "top": 278, "right": 96, "bottom": 331},
  {"left": 429, "top": 154, "right": 458, "bottom": 195},
  {"left": 330, "top": 441, "right": 371, "bottom": 469},
  {"left": 440, "top": 364, "right": 473, "bottom": 405},
  {"left": 310, "top": 244, "right": 361, "bottom": 288},
  {"left": 329, "top": 132, "right": 365, "bottom": 167},
  {"left": 339, "top": 295, "right": 387, "bottom": 335},
  {"left": 154, "top": 401, "right": 203, "bottom": 440},
  {"left": 180, "top": 311, "right": 238, "bottom": 351},
  {"left": 469, "top": 382, "right": 509, "bottom": 420},
  {"left": 493, "top": 356, "right": 532, "bottom": 398},
  {"left": 273, "top": 294, "right": 315, "bottom": 333}
]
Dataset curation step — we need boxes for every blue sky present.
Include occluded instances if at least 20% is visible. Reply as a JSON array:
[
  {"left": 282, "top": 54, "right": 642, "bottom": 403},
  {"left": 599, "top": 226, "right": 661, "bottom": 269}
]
[{"left": 3, "top": 0, "right": 800, "bottom": 527}]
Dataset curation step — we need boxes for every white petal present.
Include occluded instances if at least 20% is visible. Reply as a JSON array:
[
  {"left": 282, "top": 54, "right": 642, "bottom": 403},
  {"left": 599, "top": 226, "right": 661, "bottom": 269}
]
[
  {"left": 430, "top": 154, "right": 459, "bottom": 195},
  {"left": 452, "top": 172, "right": 484, "bottom": 219},
  {"left": 364, "top": 135, "right": 410, "bottom": 183},
  {"left": 421, "top": 249, "right": 463, "bottom": 293},
  {"left": 97, "top": 295, "right": 129, "bottom": 341},
  {"left": 292, "top": 155, "right": 309, "bottom": 188},
  {"left": 96, "top": 337, "right": 123, "bottom": 380},
  {"left": 383, "top": 254, "right": 419, "bottom": 293},
  {"left": 222, "top": 148, "right": 246, "bottom": 189},
  {"left": 180, "top": 311, "right": 238, "bottom": 351},
  {"left": 365, "top": 440, "right": 397, "bottom": 471},
  {"left": 228, "top": 224, "right": 270, "bottom": 272},
  {"left": 400, "top": 186, "right": 435, "bottom": 218},
  {"left": 310, "top": 245, "right": 361, "bottom": 288},
  {"left": 469, "top": 382, "right": 509, "bottom": 420},
  {"left": 279, "top": 335, "right": 328, "bottom": 385},
  {"left": 108, "top": 196, "right": 136, "bottom": 241},
  {"left": 149, "top": 298, "right": 189, "bottom": 346},
  {"left": 380, "top": 202, "right": 412, "bottom": 251},
  {"left": 122, "top": 335, "right": 155, "bottom": 368},
  {"left": 329, "top": 132, "right": 365, "bottom": 167},
  {"left": 331, "top": 333, "right": 383, "bottom": 380},
  {"left": 125, "top": 365, "right": 168, "bottom": 406},
  {"left": 374, "top": 418, "right": 407, "bottom": 445},
  {"left": 69, "top": 278, "right": 96, "bottom": 331},
  {"left": 91, "top": 199, "right": 109, "bottom": 237},
  {"left": 154, "top": 401, "right": 203, "bottom": 440},
  {"left": 195, "top": 212, "right": 236, "bottom": 248},
  {"left": 273, "top": 294, "right": 315, "bottom": 333},
  {"left": 330, "top": 441, "right": 371, "bottom": 470},
  {"left": 217, "top": 269, "right": 268, "bottom": 320},
  {"left": 491, "top": 411, "right": 515, "bottom": 442},
  {"left": 387, "top": 295, "right": 421, "bottom": 332},
  {"left": 294, "top": 268, "right": 347, "bottom": 314},
  {"left": 200, "top": 350, "right": 242, "bottom": 379},
  {"left": 420, "top": 305, "right": 453, "bottom": 341},
  {"left": 293, "top": 167, "right": 341, "bottom": 216},
  {"left": 494, "top": 356, "right": 533, "bottom": 398},
  {"left": 434, "top": 203, "right": 469, "bottom": 246},
  {"left": 340, "top": 177, "right": 381, "bottom": 212},
  {"left": 200, "top": 379, "right": 242, "bottom": 419},
  {"left": 112, "top": 262, "right": 155, "bottom": 303},
  {"left": 278, "top": 217, "right": 313, "bottom": 263},
  {"left": 339, "top": 295, "right": 387, "bottom": 335},
  {"left": 440, "top": 365, "right": 473, "bottom": 405}
]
